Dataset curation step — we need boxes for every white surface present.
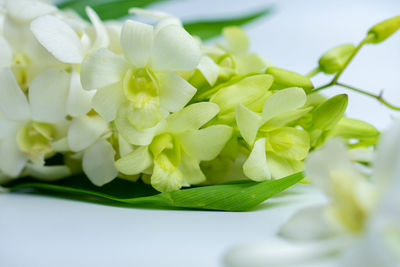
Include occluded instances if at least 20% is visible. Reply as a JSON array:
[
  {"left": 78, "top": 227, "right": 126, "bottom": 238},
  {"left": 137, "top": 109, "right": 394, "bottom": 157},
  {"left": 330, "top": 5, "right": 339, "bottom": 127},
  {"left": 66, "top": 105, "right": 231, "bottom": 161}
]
[{"left": 1, "top": 0, "right": 400, "bottom": 266}]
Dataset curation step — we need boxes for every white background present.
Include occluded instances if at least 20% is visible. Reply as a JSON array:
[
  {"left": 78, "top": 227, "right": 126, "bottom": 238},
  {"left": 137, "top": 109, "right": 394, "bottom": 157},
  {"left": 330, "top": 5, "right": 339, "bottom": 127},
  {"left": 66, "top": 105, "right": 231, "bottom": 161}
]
[{"left": 1, "top": 0, "right": 400, "bottom": 266}]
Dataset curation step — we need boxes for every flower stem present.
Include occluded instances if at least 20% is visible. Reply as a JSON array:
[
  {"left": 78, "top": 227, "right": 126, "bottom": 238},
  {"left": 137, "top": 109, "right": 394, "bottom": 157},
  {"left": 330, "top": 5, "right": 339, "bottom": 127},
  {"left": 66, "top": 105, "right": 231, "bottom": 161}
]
[
  {"left": 305, "top": 67, "right": 320, "bottom": 78},
  {"left": 336, "top": 82, "right": 400, "bottom": 111},
  {"left": 331, "top": 33, "right": 374, "bottom": 84}
]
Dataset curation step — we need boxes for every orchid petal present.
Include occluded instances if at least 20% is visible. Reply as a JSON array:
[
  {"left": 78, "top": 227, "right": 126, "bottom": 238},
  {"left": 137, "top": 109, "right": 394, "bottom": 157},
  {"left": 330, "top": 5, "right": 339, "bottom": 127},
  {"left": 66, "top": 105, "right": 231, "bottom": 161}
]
[
  {"left": 178, "top": 152, "right": 206, "bottom": 185},
  {"left": 151, "top": 24, "right": 201, "bottom": 71},
  {"left": 158, "top": 72, "right": 196, "bottom": 112},
  {"left": 166, "top": 102, "right": 220, "bottom": 133},
  {"left": 81, "top": 48, "right": 129, "bottom": 90},
  {"left": 82, "top": 139, "right": 118, "bottom": 186},
  {"left": 25, "top": 164, "right": 71, "bottom": 181},
  {"left": 29, "top": 69, "right": 69, "bottom": 123},
  {"left": 305, "top": 139, "right": 359, "bottom": 196},
  {"left": 179, "top": 125, "right": 232, "bottom": 161},
  {"left": 0, "top": 136, "right": 27, "bottom": 177},
  {"left": 0, "top": 68, "right": 30, "bottom": 120},
  {"left": 115, "top": 103, "right": 165, "bottom": 146},
  {"left": 236, "top": 103, "right": 261, "bottom": 145},
  {"left": 68, "top": 115, "right": 109, "bottom": 152},
  {"left": 243, "top": 138, "right": 271, "bottom": 181},
  {"left": 151, "top": 161, "right": 183, "bottom": 192},
  {"left": 267, "top": 127, "right": 310, "bottom": 160},
  {"left": 373, "top": 121, "right": 400, "bottom": 190},
  {"left": 279, "top": 206, "right": 343, "bottom": 240},
  {"left": 6, "top": 0, "right": 56, "bottom": 22},
  {"left": 197, "top": 56, "right": 219, "bottom": 86},
  {"left": 86, "top": 6, "right": 110, "bottom": 51},
  {"left": 67, "top": 70, "right": 95, "bottom": 117},
  {"left": 0, "top": 36, "right": 12, "bottom": 68},
  {"left": 267, "top": 153, "right": 303, "bottom": 179},
  {"left": 115, "top": 146, "right": 152, "bottom": 175},
  {"left": 210, "top": 74, "right": 273, "bottom": 116},
  {"left": 31, "top": 15, "right": 83, "bottom": 64},
  {"left": 92, "top": 82, "right": 124, "bottom": 122},
  {"left": 223, "top": 26, "right": 249, "bottom": 54},
  {"left": 121, "top": 20, "right": 153, "bottom": 67},
  {"left": 261, "top": 87, "right": 306, "bottom": 124}
]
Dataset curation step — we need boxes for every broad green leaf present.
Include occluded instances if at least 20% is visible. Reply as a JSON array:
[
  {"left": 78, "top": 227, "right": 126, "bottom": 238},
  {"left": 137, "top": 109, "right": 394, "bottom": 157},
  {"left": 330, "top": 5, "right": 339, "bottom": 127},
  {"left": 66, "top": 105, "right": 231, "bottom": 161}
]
[
  {"left": 183, "top": 8, "right": 273, "bottom": 40},
  {"left": 5, "top": 172, "right": 303, "bottom": 211},
  {"left": 57, "top": 0, "right": 167, "bottom": 20}
]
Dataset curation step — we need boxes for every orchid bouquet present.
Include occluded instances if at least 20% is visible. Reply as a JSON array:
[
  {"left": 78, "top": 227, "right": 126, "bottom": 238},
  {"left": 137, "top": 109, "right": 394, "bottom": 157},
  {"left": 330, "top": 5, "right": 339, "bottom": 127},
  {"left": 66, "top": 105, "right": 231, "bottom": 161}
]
[{"left": 0, "top": 0, "right": 399, "bottom": 213}]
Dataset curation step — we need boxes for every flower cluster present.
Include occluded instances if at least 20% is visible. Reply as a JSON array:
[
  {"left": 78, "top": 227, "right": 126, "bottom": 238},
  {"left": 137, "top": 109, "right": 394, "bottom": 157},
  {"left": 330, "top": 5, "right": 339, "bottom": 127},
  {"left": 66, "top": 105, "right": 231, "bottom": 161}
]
[{"left": 0, "top": 0, "right": 377, "bottom": 192}]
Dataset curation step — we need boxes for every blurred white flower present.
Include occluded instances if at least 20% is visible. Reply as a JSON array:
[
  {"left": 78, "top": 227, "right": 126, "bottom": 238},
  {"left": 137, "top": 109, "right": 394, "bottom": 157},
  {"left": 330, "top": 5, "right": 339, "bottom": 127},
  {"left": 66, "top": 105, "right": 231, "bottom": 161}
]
[
  {"left": 224, "top": 121, "right": 400, "bottom": 267},
  {"left": 0, "top": 0, "right": 63, "bottom": 90}
]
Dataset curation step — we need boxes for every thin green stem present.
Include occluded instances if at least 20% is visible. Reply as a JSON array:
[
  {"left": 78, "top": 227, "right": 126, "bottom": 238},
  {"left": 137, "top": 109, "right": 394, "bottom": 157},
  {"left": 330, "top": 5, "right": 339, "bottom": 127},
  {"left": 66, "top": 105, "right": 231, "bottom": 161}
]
[
  {"left": 311, "top": 83, "right": 333, "bottom": 93},
  {"left": 336, "top": 82, "right": 400, "bottom": 111},
  {"left": 305, "top": 67, "right": 321, "bottom": 78},
  {"left": 311, "top": 81, "right": 400, "bottom": 111},
  {"left": 332, "top": 34, "right": 374, "bottom": 84}
]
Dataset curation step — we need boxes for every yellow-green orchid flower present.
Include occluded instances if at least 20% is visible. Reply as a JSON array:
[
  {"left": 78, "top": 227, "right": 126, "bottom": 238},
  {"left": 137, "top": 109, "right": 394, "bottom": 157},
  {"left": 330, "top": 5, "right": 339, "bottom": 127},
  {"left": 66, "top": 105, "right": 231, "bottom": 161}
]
[
  {"left": 236, "top": 87, "right": 311, "bottom": 180},
  {"left": 115, "top": 102, "right": 232, "bottom": 192}
]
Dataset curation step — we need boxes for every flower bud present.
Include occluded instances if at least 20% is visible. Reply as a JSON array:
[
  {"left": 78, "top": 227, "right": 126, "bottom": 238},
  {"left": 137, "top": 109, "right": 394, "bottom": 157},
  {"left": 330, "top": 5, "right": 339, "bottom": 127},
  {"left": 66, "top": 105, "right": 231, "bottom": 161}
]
[
  {"left": 367, "top": 16, "right": 400, "bottom": 44},
  {"left": 266, "top": 67, "right": 313, "bottom": 92},
  {"left": 312, "top": 94, "right": 348, "bottom": 130},
  {"left": 210, "top": 74, "right": 273, "bottom": 123},
  {"left": 318, "top": 44, "right": 356, "bottom": 74},
  {"left": 330, "top": 118, "right": 379, "bottom": 140}
]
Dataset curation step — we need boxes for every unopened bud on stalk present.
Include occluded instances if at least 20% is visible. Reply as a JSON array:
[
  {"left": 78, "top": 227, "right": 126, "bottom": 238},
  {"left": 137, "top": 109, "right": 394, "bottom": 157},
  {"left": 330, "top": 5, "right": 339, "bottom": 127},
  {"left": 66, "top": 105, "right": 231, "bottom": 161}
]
[
  {"left": 331, "top": 118, "right": 379, "bottom": 140},
  {"left": 318, "top": 44, "right": 356, "bottom": 74},
  {"left": 266, "top": 67, "right": 313, "bottom": 92},
  {"left": 312, "top": 94, "right": 348, "bottom": 130},
  {"left": 367, "top": 16, "right": 400, "bottom": 44}
]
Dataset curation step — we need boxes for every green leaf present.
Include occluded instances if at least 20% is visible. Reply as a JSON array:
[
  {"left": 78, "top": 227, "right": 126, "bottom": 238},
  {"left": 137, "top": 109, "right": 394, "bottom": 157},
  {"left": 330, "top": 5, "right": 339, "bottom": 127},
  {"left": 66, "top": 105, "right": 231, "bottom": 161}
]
[
  {"left": 57, "top": 0, "right": 167, "bottom": 20},
  {"left": 183, "top": 8, "right": 273, "bottom": 40},
  {"left": 5, "top": 172, "right": 303, "bottom": 211}
]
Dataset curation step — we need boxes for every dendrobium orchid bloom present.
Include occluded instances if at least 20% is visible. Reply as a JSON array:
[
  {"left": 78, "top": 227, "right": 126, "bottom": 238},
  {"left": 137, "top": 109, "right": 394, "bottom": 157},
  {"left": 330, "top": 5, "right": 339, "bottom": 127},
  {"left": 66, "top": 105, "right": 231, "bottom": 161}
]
[
  {"left": 236, "top": 87, "right": 311, "bottom": 180},
  {"left": 0, "top": 0, "right": 63, "bottom": 91},
  {"left": 220, "top": 26, "right": 268, "bottom": 76},
  {"left": 115, "top": 102, "right": 232, "bottom": 192},
  {"left": 0, "top": 68, "right": 71, "bottom": 180},
  {"left": 224, "top": 122, "right": 400, "bottom": 267},
  {"left": 80, "top": 18, "right": 202, "bottom": 132}
]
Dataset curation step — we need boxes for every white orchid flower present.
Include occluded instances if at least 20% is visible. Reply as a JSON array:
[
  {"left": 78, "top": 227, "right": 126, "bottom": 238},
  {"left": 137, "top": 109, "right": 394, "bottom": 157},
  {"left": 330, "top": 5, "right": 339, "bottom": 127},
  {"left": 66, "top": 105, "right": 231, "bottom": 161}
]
[
  {"left": 224, "top": 121, "right": 400, "bottom": 267},
  {"left": 115, "top": 102, "right": 232, "bottom": 192},
  {"left": 236, "top": 87, "right": 311, "bottom": 181},
  {"left": 130, "top": 8, "right": 221, "bottom": 87},
  {"left": 80, "top": 17, "right": 201, "bottom": 132},
  {"left": 0, "top": 0, "right": 63, "bottom": 90},
  {"left": 29, "top": 6, "right": 113, "bottom": 117},
  {"left": 0, "top": 68, "right": 71, "bottom": 179}
]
